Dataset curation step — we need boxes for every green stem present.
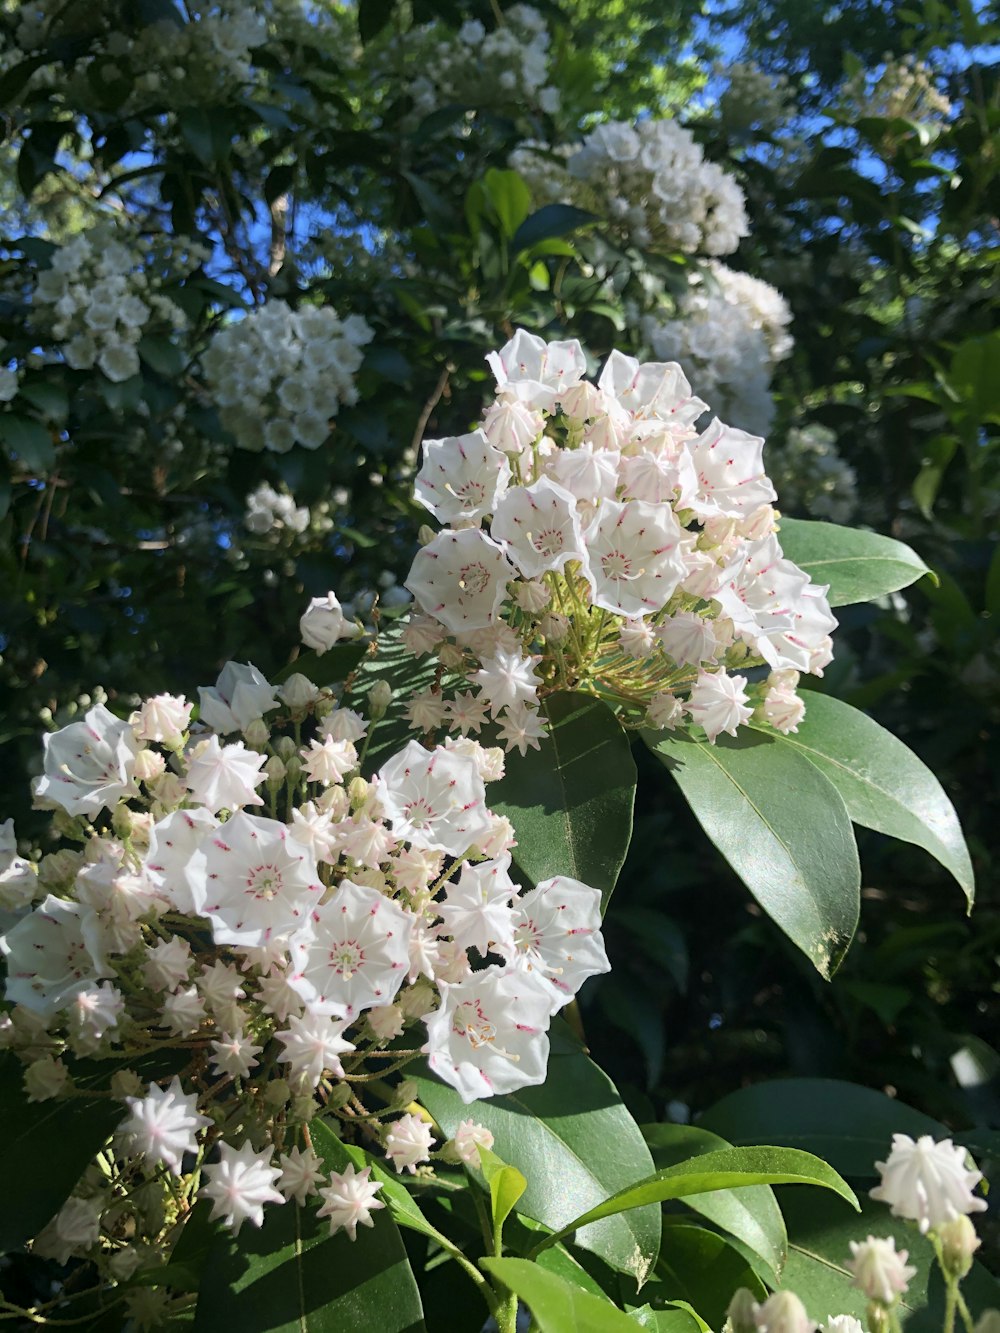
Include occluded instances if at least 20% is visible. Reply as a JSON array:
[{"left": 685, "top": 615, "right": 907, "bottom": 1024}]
[{"left": 944, "top": 1277, "right": 959, "bottom": 1333}]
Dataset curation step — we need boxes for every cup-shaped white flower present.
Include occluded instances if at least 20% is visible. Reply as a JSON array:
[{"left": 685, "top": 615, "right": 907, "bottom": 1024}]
[
  {"left": 415, "top": 429, "right": 512, "bottom": 525},
  {"left": 288, "top": 879, "right": 413, "bottom": 1019},
  {"left": 584, "top": 498, "right": 687, "bottom": 617},
  {"left": 197, "top": 662, "right": 279, "bottom": 734},
  {"left": 405, "top": 528, "right": 514, "bottom": 634},
  {"left": 185, "top": 813, "right": 323, "bottom": 950},
  {"left": 35, "top": 704, "right": 139, "bottom": 817},
  {"left": 200, "top": 1141, "right": 284, "bottom": 1234},
  {"left": 870, "top": 1133, "right": 987, "bottom": 1234},
  {"left": 376, "top": 741, "right": 492, "bottom": 856},
  {"left": 424, "top": 966, "right": 555, "bottom": 1102},
  {"left": 491, "top": 478, "right": 587, "bottom": 578},
  {"left": 144, "top": 807, "right": 219, "bottom": 913},
  {"left": 317, "top": 1163, "right": 385, "bottom": 1238},
  {"left": 597, "top": 350, "right": 708, "bottom": 427},
  {"left": 509, "top": 875, "right": 610, "bottom": 1007},
  {"left": 135, "top": 694, "right": 192, "bottom": 747},
  {"left": 120, "top": 1076, "right": 211, "bottom": 1177},
  {"left": 687, "top": 418, "right": 777, "bottom": 520},
  {"left": 486, "top": 328, "right": 587, "bottom": 410},
  {"left": 437, "top": 856, "right": 517, "bottom": 958},
  {"left": 1, "top": 895, "right": 108, "bottom": 1015}
]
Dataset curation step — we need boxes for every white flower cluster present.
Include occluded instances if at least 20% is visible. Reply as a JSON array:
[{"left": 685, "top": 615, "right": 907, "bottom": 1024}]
[
  {"left": 717, "top": 60, "right": 793, "bottom": 136},
  {"left": 642, "top": 263, "right": 794, "bottom": 437},
  {"left": 840, "top": 53, "right": 952, "bottom": 126},
  {"left": 767, "top": 423, "right": 858, "bottom": 524},
  {"left": 512, "top": 119, "right": 749, "bottom": 256},
  {"left": 244, "top": 481, "right": 331, "bottom": 538},
  {"left": 402, "top": 329, "right": 837, "bottom": 748},
  {"left": 391, "top": 6, "right": 559, "bottom": 122},
  {"left": 32, "top": 225, "right": 197, "bottom": 384},
  {"left": 202, "top": 300, "right": 373, "bottom": 453},
  {"left": 0, "top": 645, "right": 608, "bottom": 1264}
]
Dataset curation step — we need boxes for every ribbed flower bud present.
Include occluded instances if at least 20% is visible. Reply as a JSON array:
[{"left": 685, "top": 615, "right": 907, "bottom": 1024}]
[
  {"left": 347, "top": 776, "right": 370, "bottom": 809},
  {"left": 264, "top": 755, "right": 287, "bottom": 787},
  {"left": 726, "top": 1287, "right": 758, "bottom": 1333},
  {"left": 938, "top": 1215, "right": 980, "bottom": 1280},
  {"left": 753, "top": 1290, "right": 813, "bottom": 1333},
  {"left": 368, "top": 680, "right": 392, "bottom": 719},
  {"left": 243, "top": 718, "right": 270, "bottom": 749}
]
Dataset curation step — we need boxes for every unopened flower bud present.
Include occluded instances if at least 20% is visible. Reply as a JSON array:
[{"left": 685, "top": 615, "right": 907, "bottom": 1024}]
[
  {"left": 974, "top": 1313, "right": 1000, "bottom": 1333},
  {"left": 279, "top": 673, "right": 320, "bottom": 713},
  {"left": 24, "top": 1056, "right": 70, "bottom": 1103},
  {"left": 399, "top": 980, "right": 435, "bottom": 1019},
  {"left": 284, "top": 756, "right": 302, "bottom": 783},
  {"left": 108, "top": 1247, "right": 144, "bottom": 1281},
  {"left": 938, "top": 1215, "right": 980, "bottom": 1280},
  {"left": 418, "top": 525, "right": 436, "bottom": 546},
  {"left": 539, "top": 613, "right": 569, "bottom": 642},
  {"left": 134, "top": 748, "right": 166, "bottom": 782},
  {"left": 726, "top": 1288, "right": 758, "bottom": 1333},
  {"left": 112, "top": 805, "right": 139, "bottom": 839},
  {"left": 265, "top": 755, "right": 287, "bottom": 786},
  {"left": 110, "top": 1069, "right": 145, "bottom": 1101},
  {"left": 275, "top": 736, "right": 298, "bottom": 760},
  {"left": 38, "top": 848, "right": 84, "bottom": 886},
  {"left": 243, "top": 718, "right": 270, "bottom": 749},
  {"left": 437, "top": 644, "right": 465, "bottom": 670},
  {"left": 318, "top": 785, "right": 349, "bottom": 819},
  {"left": 263, "top": 1078, "right": 290, "bottom": 1109},
  {"left": 514, "top": 580, "right": 550, "bottom": 614},
  {"left": 368, "top": 680, "right": 392, "bottom": 719},
  {"left": 753, "top": 1291, "right": 813, "bottom": 1333},
  {"left": 347, "top": 776, "right": 369, "bottom": 809},
  {"left": 394, "top": 1078, "right": 418, "bottom": 1109},
  {"left": 325, "top": 1082, "right": 352, "bottom": 1110},
  {"left": 846, "top": 1235, "right": 915, "bottom": 1303}
]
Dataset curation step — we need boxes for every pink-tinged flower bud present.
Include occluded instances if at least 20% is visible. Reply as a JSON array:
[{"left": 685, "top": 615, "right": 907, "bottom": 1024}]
[
  {"left": 846, "top": 1235, "right": 916, "bottom": 1303},
  {"left": 134, "top": 748, "right": 166, "bottom": 782},
  {"left": 753, "top": 1290, "right": 814, "bottom": 1333}
]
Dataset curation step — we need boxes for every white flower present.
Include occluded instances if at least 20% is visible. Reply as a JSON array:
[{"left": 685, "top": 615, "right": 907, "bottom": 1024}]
[
  {"left": 144, "top": 807, "right": 218, "bottom": 913},
  {"left": 24, "top": 1055, "right": 70, "bottom": 1102},
  {"left": 1, "top": 895, "right": 107, "bottom": 1015},
  {"left": 200, "top": 1141, "right": 284, "bottom": 1234},
  {"left": 647, "top": 691, "right": 683, "bottom": 730},
  {"left": 845, "top": 1235, "right": 916, "bottom": 1302},
  {"left": 161, "top": 985, "right": 206, "bottom": 1037},
  {"left": 278, "top": 1146, "right": 325, "bottom": 1204},
  {"left": 258, "top": 966, "right": 304, "bottom": 1022},
  {"left": 491, "top": 478, "right": 587, "bottom": 578},
  {"left": 655, "top": 611, "right": 719, "bottom": 667},
  {"left": 0, "top": 819, "right": 37, "bottom": 911},
  {"left": 68, "top": 981, "right": 124, "bottom": 1044},
  {"left": 687, "top": 670, "right": 752, "bottom": 742},
  {"left": 376, "top": 741, "right": 492, "bottom": 857},
  {"left": 385, "top": 1112, "right": 434, "bottom": 1174},
  {"left": 300, "top": 736, "right": 357, "bottom": 785},
  {"left": 317, "top": 1163, "right": 385, "bottom": 1238},
  {"left": 823, "top": 1319, "right": 865, "bottom": 1333},
  {"left": 471, "top": 648, "right": 542, "bottom": 713},
  {"left": 288, "top": 879, "right": 412, "bottom": 1020},
  {"left": 424, "top": 966, "right": 555, "bottom": 1102},
  {"left": 142, "top": 935, "right": 192, "bottom": 991},
  {"left": 510, "top": 875, "right": 610, "bottom": 1008},
  {"left": 452, "top": 1119, "right": 495, "bottom": 1166},
  {"left": 486, "top": 329, "right": 587, "bottom": 410},
  {"left": 415, "top": 429, "right": 512, "bottom": 525},
  {"left": 437, "top": 856, "right": 517, "bottom": 957},
  {"left": 185, "top": 812, "right": 323, "bottom": 950},
  {"left": 34, "top": 1197, "right": 103, "bottom": 1264},
  {"left": 184, "top": 736, "right": 267, "bottom": 813},
  {"left": 752, "top": 1292, "right": 812, "bottom": 1333},
  {"left": 319, "top": 708, "right": 368, "bottom": 743},
  {"left": 688, "top": 418, "right": 777, "bottom": 520},
  {"left": 210, "top": 1030, "right": 263, "bottom": 1079},
  {"left": 405, "top": 528, "right": 514, "bottom": 634},
  {"left": 135, "top": 694, "right": 192, "bottom": 746},
  {"left": 497, "top": 701, "right": 548, "bottom": 756},
  {"left": 583, "top": 499, "right": 687, "bottom": 617},
  {"left": 870, "top": 1133, "right": 987, "bottom": 1233},
  {"left": 120, "top": 1076, "right": 210, "bottom": 1176},
  {"left": 275, "top": 1005, "right": 355, "bottom": 1087},
  {"left": 197, "top": 662, "right": 279, "bottom": 734},
  {"left": 482, "top": 397, "right": 544, "bottom": 454},
  {"left": 35, "top": 704, "right": 139, "bottom": 817},
  {"left": 300, "top": 592, "right": 359, "bottom": 653}
]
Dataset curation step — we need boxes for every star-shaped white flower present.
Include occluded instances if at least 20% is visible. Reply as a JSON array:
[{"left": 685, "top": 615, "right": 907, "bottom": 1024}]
[
  {"left": 200, "top": 1141, "right": 284, "bottom": 1234},
  {"left": 316, "top": 1163, "right": 385, "bottom": 1239},
  {"left": 120, "top": 1077, "right": 210, "bottom": 1176}
]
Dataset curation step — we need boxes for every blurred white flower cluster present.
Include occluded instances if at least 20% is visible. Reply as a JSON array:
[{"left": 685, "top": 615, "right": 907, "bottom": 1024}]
[
  {"left": 0, "top": 633, "right": 608, "bottom": 1273},
  {"left": 717, "top": 60, "right": 793, "bottom": 136},
  {"left": 402, "top": 329, "right": 837, "bottom": 749},
  {"left": 31, "top": 225, "right": 199, "bottom": 384},
  {"left": 244, "top": 481, "right": 338, "bottom": 540},
  {"left": 767, "top": 423, "right": 858, "bottom": 524},
  {"left": 642, "top": 263, "right": 794, "bottom": 437},
  {"left": 390, "top": 5, "right": 559, "bottom": 122},
  {"left": 202, "top": 300, "right": 373, "bottom": 453},
  {"left": 840, "top": 53, "right": 952, "bottom": 125},
  {"left": 512, "top": 118, "right": 749, "bottom": 256}
]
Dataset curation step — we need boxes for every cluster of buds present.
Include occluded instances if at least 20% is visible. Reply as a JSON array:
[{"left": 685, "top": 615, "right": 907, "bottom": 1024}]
[
  {"left": 402, "top": 330, "right": 837, "bottom": 752},
  {"left": 0, "top": 618, "right": 608, "bottom": 1281}
]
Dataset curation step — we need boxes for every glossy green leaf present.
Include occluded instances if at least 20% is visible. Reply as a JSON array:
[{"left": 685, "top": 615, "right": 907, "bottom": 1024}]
[
  {"left": 414, "top": 1048, "right": 660, "bottom": 1283},
  {"left": 273, "top": 640, "right": 368, "bottom": 687},
  {"left": 777, "top": 518, "right": 932, "bottom": 605},
  {"left": 753, "top": 692, "right": 974, "bottom": 906},
  {"left": 630, "top": 1305, "right": 709, "bottom": 1332},
  {"left": 642, "top": 1124, "right": 785, "bottom": 1280},
  {"left": 342, "top": 622, "right": 442, "bottom": 774},
  {"left": 512, "top": 203, "right": 598, "bottom": 254},
  {"left": 644, "top": 729, "right": 860, "bottom": 977},
  {"left": 138, "top": 334, "right": 186, "bottom": 378},
  {"left": 483, "top": 168, "right": 532, "bottom": 240},
  {"left": 654, "top": 1224, "right": 767, "bottom": 1324},
  {"left": 531, "top": 1146, "right": 857, "bottom": 1256},
  {"left": 478, "top": 1146, "right": 527, "bottom": 1238},
  {"left": 492, "top": 691, "right": 636, "bottom": 904},
  {"left": 480, "top": 1259, "right": 638, "bottom": 1332}
]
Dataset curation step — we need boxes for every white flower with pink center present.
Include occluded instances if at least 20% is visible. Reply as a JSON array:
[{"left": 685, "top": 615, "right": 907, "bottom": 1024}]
[
  {"left": 186, "top": 813, "right": 323, "bottom": 950},
  {"left": 481, "top": 397, "right": 544, "bottom": 455},
  {"left": 376, "top": 741, "right": 492, "bottom": 856},
  {"left": 35, "top": 705, "right": 139, "bottom": 817},
  {"left": 584, "top": 498, "right": 687, "bottom": 617},
  {"left": 288, "top": 879, "right": 413, "bottom": 1019},
  {"left": 415, "top": 429, "right": 512, "bottom": 525},
  {"left": 510, "top": 876, "right": 610, "bottom": 1006},
  {"left": 405, "top": 528, "right": 514, "bottom": 634},
  {"left": 423, "top": 966, "right": 555, "bottom": 1102},
  {"left": 275, "top": 1005, "right": 355, "bottom": 1085},
  {"left": 492, "top": 478, "right": 588, "bottom": 578},
  {"left": 486, "top": 329, "right": 587, "bottom": 410},
  {"left": 687, "top": 669, "right": 753, "bottom": 742},
  {"left": 120, "top": 1076, "right": 210, "bottom": 1177},
  {"left": 200, "top": 1141, "right": 284, "bottom": 1235},
  {"left": 471, "top": 648, "right": 542, "bottom": 714},
  {"left": 686, "top": 417, "right": 777, "bottom": 520},
  {"left": 1, "top": 895, "right": 108, "bottom": 1015}
]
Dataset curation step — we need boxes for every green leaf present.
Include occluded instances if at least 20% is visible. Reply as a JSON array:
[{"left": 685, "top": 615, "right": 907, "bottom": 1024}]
[
  {"left": 753, "top": 692, "right": 974, "bottom": 906},
  {"left": 644, "top": 729, "right": 860, "bottom": 977},
  {"left": 358, "top": 0, "right": 395, "bottom": 43},
  {"left": 653, "top": 1224, "right": 767, "bottom": 1325},
  {"left": 273, "top": 640, "right": 367, "bottom": 688},
  {"left": 478, "top": 1146, "right": 527, "bottom": 1238},
  {"left": 491, "top": 692, "right": 636, "bottom": 905},
  {"left": 138, "top": 335, "right": 186, "bottom": 378},
  {"left": 483, "top": 168, "right": 532, "bottom": 240},
  {"left": 532, "top": 1146, "right": 857, "bottom": 1257},
  {"left": 480, "top": 1259, "right": 639, "bottom": 1332},
  {"left": 777, "top": 518, "right": 932, "bottom": 605},
  {"left": 512, "top": 204, "right": 599, "bottom": 254},
  {"left": 341, "top": 622, "right": 441, "bottom": 774},
  {"left": 629, "top": 1305, "right": 707, "bottom": 1332},
  {"left": 642, "top": 1124, "right": 785, "bottom": 1281},
  {"left": 949, "top": 330, "right": 1000, "bottom": 423},
  {"left": 0, "top": 413, "right": 55, "bottom": 472},
  {"left": 414, "top": 1048, "right": 661, "bottom": 1283}
]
